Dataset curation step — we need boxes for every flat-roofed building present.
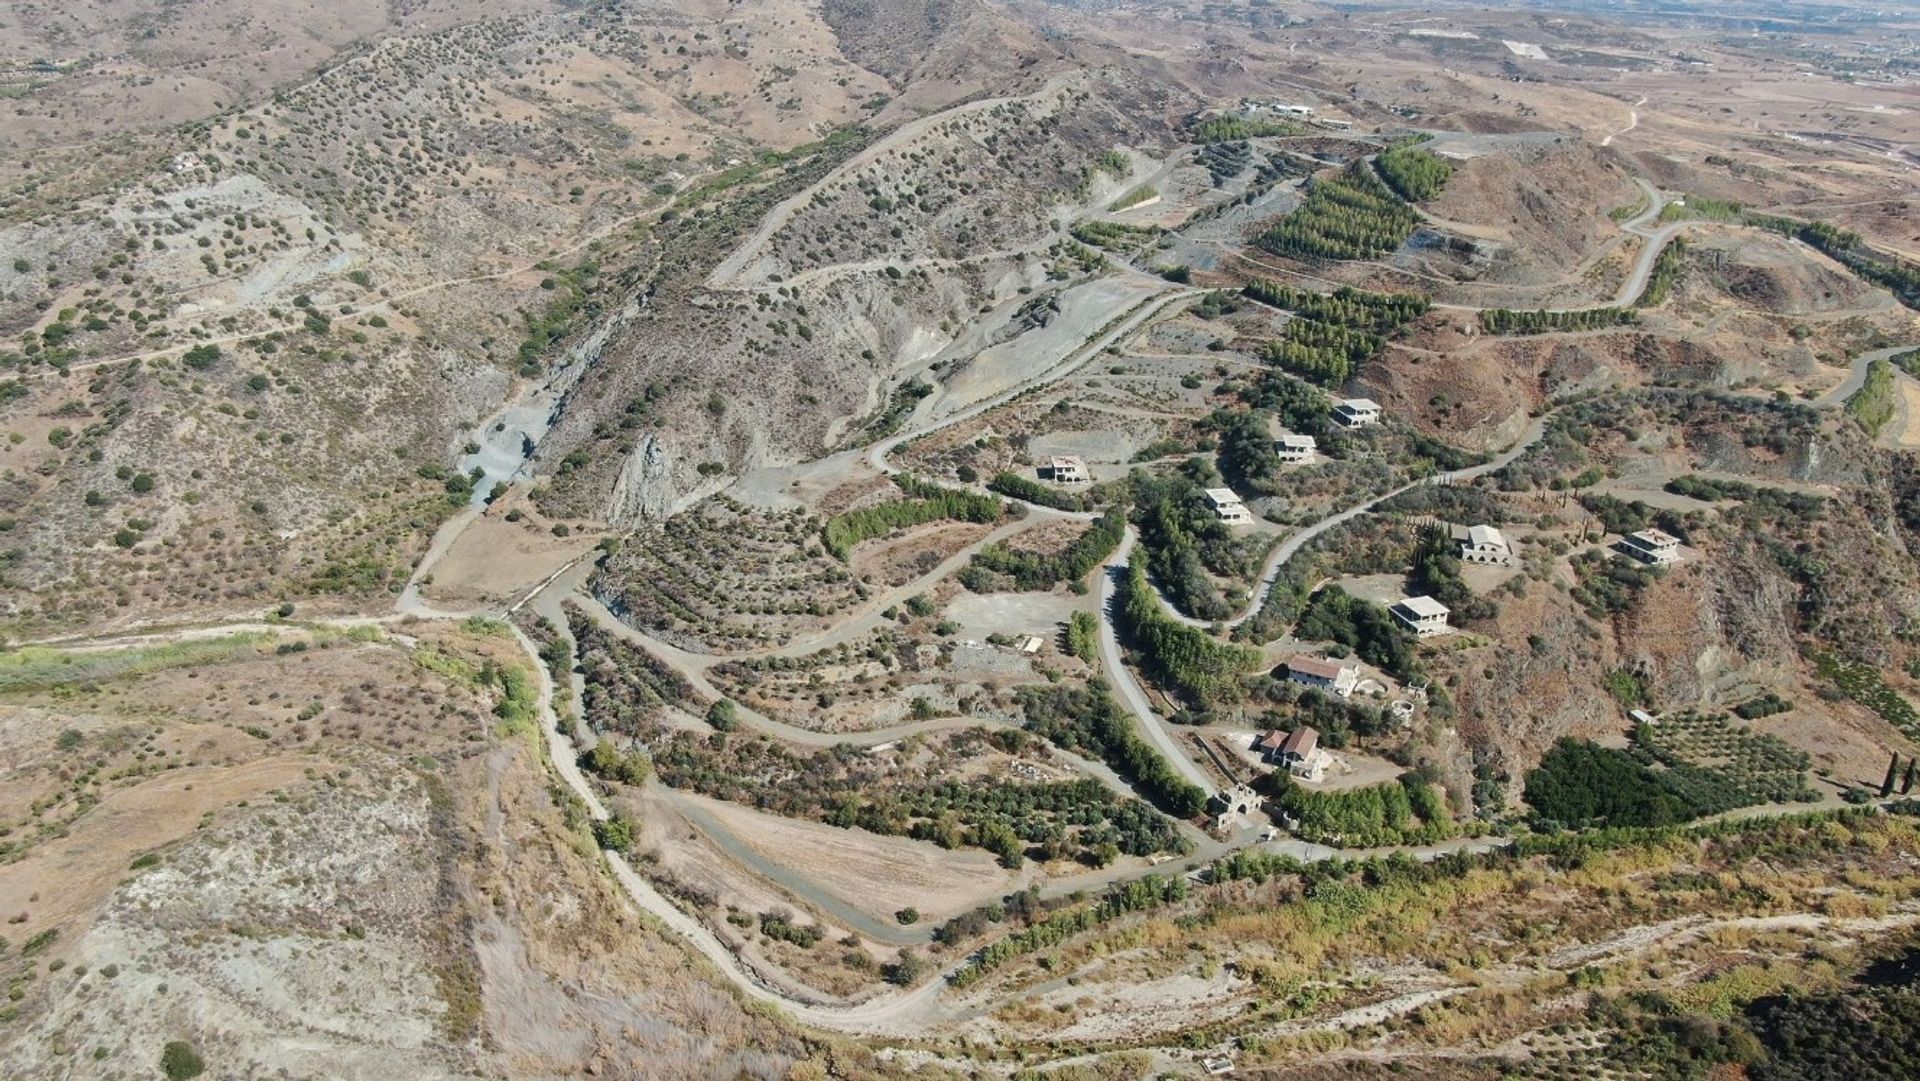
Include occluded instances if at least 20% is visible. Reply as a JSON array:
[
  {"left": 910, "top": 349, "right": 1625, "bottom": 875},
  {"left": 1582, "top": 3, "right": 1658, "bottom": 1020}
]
[
  {"left": 1204, "top": 486, "right": 1253, "bottom": 525},
  {"left": 1333, "top": 398, "right": 1382, "bottom": 428},
  {"left": 1619, "top": 528, "right": 1681, "bottom": 566},
  {"left": 1275, "top": 433, "right": 1318, "bottom": 463},
  {"left": 1046, "top": 455, "right": 1090, "bottom": 484},
  {"left": 1391, "top": 595, "right": 1452, "bottom": 637}
]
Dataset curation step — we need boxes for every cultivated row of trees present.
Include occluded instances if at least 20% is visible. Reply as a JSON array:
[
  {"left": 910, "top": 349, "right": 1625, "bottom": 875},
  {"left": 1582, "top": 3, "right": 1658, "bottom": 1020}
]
[
  {"left": 821, "top": 475, "right": 1004, "bottom": 559},
  {"left": 1118, "top": 558, "right": 1262, "bottom": 709},
  {"left": 1479, "top": 306, "right": 1637, "bottom": 335},
  {"left": 1372, "top": 145, "right": 1453, "bottom": 202},
  {"left": 1254, "top": 163, "right": 1423, "bottom": 262},
  {"left": 961, "top": 508, "right": 1124, "bottom": 592}
]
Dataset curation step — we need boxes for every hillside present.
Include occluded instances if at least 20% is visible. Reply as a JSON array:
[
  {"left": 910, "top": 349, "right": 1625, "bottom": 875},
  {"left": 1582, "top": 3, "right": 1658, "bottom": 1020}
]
[{"left": 5, "top": 0, "right": 1920, "bottom": 1078}]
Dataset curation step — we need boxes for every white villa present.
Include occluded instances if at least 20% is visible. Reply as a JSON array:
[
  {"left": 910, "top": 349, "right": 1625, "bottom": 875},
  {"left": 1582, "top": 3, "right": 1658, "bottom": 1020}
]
[
  {"left": 1457, "top": 524, "right": 1514, "bottom": 565},
  {"left": 1619, "top": 528, "right": 1682, "bottom": 566},
  {"left": 1282, "top": 655, "right": 1359, "bottom": 697},
  {"left": 1391, "top": 595, "right": 1453, "bottom": 637},
  {"left": 1046, "top": 456, "right": 1090, "bottom": 484},
  {"left": 1333, "top": 398, "right": 1382, "bottom": 428},
  {"left": 1274, "top": 433, "right": 1317, "bottom": 463},
  {"left": 1204, "top": 487, "right": 1253, "bottom": 525}
]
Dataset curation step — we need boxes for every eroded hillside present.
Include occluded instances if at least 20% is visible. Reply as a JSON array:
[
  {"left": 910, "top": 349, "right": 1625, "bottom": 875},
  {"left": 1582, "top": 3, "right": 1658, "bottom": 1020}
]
[{"left": 5, "top": 0, "right": 1920, "bottom": 1078}]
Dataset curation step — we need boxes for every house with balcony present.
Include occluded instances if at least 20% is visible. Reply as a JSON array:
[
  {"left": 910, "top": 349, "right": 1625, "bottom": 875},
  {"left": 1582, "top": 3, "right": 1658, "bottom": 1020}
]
[
  {"left": 1274, "top": 433, "right": 1317, "bottom": 463},
  {"left": 1333, "top": 398, "right": 1382, "bottom": 428},
  {"left": 1390, "top": 595, "right": 1452, "bottom": 637},
  {"left": 1282, "top": 655, "right": 1359, "bottom": 697},
  {"left": 1619, "top": 528, "right": 1681, "bottom": 566},
  {"left": 1458, "top": 524, "right": 1514, "bottom": 565},
  {"left": 1204, "top": 487, "right": 1253, "bottom": 525},
  {"left": 1046, "top": 455, "right": 1090, "bottom": 484}
]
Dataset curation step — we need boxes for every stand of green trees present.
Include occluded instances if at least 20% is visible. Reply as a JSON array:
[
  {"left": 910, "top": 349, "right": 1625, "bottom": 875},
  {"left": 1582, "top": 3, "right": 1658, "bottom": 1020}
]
[
  {"left": 1129, "top": 464, "right": 1259, "bottom": 621},
  {"left": 1069, "top": 219, "right": 1163, "bottom": 253},
  {"left": 1253, "top": 162, "right": 1423, "bottom": 262},
  {"left": 1193, "top": 114, "right": 1306, "bottom": 142},
  {"left": 1242, "top": 281, "right": 1431, "bottom": 331},
  {"left": 1238, "top": 367, "right": 1333, "bottom": 436},
  {"left": 1372, "top": 145, "right": 1453, "bottom": 202},
  {"left": 1519, "top": 734, "right": 1802, "bottom": 830},
  {"left": 986, "top": 470, "right": 1100, "bottom": 512},
  {"left": 1636, "top": 238, "right": 1689, "bottom": 308},
  {"left": 1019, "top": 683, "right": 1209, "bottom": 817},
  {"left": 1259, "top": 771, "right": 1455, "bottom": 847},
  {"left": 960, "top": 509, "right": 1125, "bottom": 592},
  {"left": 1243, "top": 281, "right": 1429, "bottom": 385},
  {"left": 1846, "top": 359, "right": 1898, "bottom": 437},
  {"left": 821, "top": 475, "right": 1004, "bottom": 559},
  {"left": 1291, "top": 585, "right": 1417, "bottom": 681},
  {"left": 1479, "top": 306, "right": 1637, "bottom": 335},
  {"left": 1213, "top": 410, "right": 1284, "bottom": 493},
  {"left": 1408, "top": 523, "right": 1496, "bottom": 623},
  {"left": 1118, "top": 559, "right": 1262, "bottom": 709}
]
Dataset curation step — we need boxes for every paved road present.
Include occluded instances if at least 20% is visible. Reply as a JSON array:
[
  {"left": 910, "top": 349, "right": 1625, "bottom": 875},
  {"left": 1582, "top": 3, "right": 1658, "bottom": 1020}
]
[
  {"left": 23, "top": 606, "right": 1896, "bottom": 1038},
  {"left": 865, "top": 285, "right": 1202, "bottom": 481},
  {"left": 1421, "top": 177, "right": 1679, "bottom": 315},
  {"left": 1225, "top": 414, "right": 1550, "bottom": 630},
  {"left": 1096, "top": 530, "right": 1221, "bottom": 798},
  {"left": 36, "top": 145, "right": 1920, "bottom": 1041},
  {"left": 1812, "top": 344, "right": 1919, "bottom": 408}
]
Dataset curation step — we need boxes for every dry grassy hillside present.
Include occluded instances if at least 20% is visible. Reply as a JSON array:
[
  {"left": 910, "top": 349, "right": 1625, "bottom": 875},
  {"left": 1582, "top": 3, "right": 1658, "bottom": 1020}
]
[
  {"left": 0, "top": 621, "right": 924, "bottom": 1078},
  {"left": 529, "top": 67, "right": 1196, "bottom": 523},
  {"left": 1419, "top": 139, "right": 1641, "bottom": 285},
  {"left": 822, "top": 0, "right": 1071, "bottom": 115}
]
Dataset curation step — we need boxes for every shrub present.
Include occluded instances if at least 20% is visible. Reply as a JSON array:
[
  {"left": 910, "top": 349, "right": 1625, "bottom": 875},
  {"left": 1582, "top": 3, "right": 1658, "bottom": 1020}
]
[
  {"left": 593, "top": 813, "right": 637, "bottom": 853},
  {"left": 161, "top": 1041, "right": 206, "bottom": 1080}
]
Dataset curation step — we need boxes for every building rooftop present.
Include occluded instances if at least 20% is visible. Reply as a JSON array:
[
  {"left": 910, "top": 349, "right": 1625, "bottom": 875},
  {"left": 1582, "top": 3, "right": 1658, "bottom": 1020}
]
[
  {"left": 1280, "top": 726, "right": 1319, "bottom": 757},
  {"left": 1629, "top": 528, "right": 1681, "bottom": 547},
  {"left": 1338, "top": 397, "right": 1382, "bottom": 411},
  {"left": 1203, "top": 487, "right": 1244, "bottom": 507},
  {"left": 1050, "top": 455, "right": 1085, "bottom": 468},
  {"left": 1466, "top": 524, "right": 1508, "bottom": 548},
  {"left": 1395, "top": 595, "right": 1451, "bottom": 618},
  {"left": 1286, "top": 655, "right": 1352, "bottom": 680},
  {"left": 1277, "top": 433, "right": 1317, "bottom": 449}
]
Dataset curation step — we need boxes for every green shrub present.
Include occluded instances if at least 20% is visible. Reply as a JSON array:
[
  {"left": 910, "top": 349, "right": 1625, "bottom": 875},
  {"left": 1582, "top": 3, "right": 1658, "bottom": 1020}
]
[{"left": 161, "top": 1041, "right": 205, "bottom": 1080}]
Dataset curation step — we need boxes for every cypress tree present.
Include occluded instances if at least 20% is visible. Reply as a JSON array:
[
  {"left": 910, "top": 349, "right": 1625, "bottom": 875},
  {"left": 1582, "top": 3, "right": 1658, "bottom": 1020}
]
[{"left": 1882, "top": 752, "right": 1900, "bottom": 798}]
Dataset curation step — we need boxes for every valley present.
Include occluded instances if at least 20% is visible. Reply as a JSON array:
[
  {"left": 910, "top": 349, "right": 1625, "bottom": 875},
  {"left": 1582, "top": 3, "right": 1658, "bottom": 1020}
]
[{"left": 2, "top": 0, "right": 1920, "bottom": 1078}]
